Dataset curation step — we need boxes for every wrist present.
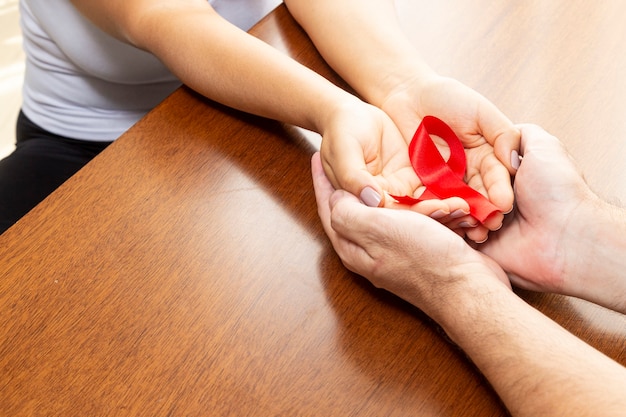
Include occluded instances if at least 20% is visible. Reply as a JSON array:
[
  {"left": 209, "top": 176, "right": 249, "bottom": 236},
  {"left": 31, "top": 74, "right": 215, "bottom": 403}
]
[
  {"left": 414, "top": 262, "right": 509, "bottom": 333},
  {"left": 377, "top": 67, "right": 438, "bottom": 113},
  {"left": 314, "top": 93, "right": 369, "bottom": 136},
  {"left": 428, "top": 272, "right": 512, "bottom": 346},
  {"left": 374, "top": 60, "right": 437, "bottom": 108},
  {"left": 563, "top": 196, "right": 626, "bottom": 313},
  {"left": 377, "top": 72, "right": 449, "bottom": 141}
]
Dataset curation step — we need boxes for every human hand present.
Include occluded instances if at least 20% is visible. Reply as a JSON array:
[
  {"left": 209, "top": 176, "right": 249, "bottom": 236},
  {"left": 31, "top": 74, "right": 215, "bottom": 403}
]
[
  {"left": 319, "top": 99, "right": 476, "bottom": 229},
  {"left": 312, "top": 151, "right": 509, "bottom": 320},
  {"left": 380, "top": 75, "right": 521, "bottom": 241},
  {"left": 480, "top": 124, "right": 598, "bottom": 295}
]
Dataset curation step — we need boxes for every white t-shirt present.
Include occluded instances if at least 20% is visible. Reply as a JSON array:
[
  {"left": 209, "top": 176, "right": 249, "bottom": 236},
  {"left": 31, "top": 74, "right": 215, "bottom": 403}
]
[{"left": 20, "top": 0, "right": 268, "bottom": 142}]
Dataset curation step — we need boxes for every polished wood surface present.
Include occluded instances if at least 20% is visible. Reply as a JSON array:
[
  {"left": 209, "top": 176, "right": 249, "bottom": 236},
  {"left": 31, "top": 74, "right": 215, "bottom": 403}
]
[{"left": 1, "top": 2, "right": 625, "bottom": 416}]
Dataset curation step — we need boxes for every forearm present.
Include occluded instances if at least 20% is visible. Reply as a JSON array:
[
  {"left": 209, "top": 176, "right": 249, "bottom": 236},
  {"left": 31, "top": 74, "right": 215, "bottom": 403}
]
[
  {"left": 71, "top": 0, "right": 360, "bottom": 134},
  {"left": 143, "top": 10, "right": 359, "bottom": 133},
  {"left": 431, "top": 277, "right": 626, "bottom": 417},
  {"left": 284, "top": 0, "right": 435, "bottom": 107}
]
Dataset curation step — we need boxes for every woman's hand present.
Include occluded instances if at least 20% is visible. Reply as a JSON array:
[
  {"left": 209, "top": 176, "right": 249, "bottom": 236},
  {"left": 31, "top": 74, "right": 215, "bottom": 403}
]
[
  {"left": 381, "top": 75, "right": 520, "bottom": 241},
  {"left": 319, "top": 99, "right": 478, "bottom": 229}
]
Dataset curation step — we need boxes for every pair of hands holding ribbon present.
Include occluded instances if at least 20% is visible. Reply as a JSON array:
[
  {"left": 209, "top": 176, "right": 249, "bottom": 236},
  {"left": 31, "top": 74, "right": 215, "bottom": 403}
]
[
  {"left": 314, "top": 122, "right": 606, "bottom": 317},
  {"left": 319, "top": 74, "right": 520, "bottom": 244}
]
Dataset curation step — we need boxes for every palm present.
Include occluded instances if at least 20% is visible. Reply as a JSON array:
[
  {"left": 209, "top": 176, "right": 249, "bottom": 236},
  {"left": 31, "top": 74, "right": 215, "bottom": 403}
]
[
  {"left": 319, "top": 100, "right": 488, "bottom": 240},
  {"left": 381, "top": 75, "right": 518, "bottom": 214},
  {"left": 320, "top": 104, "right": 427, "bottom": 202}
]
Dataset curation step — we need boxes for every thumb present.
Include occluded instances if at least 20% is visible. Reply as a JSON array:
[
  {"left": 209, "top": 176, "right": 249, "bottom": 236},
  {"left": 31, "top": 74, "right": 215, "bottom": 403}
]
[
  {"left": 478, "top": 103, "right": 521, "bottom": 174},
  {"left": 320, "top": 149, "right": 385, "bottom": 208}
]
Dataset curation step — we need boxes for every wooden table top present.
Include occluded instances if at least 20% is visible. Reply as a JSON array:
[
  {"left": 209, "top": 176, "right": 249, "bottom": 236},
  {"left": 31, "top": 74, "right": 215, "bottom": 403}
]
[{"left": 1, "top": 2, "right": 625, "bottom": 415}]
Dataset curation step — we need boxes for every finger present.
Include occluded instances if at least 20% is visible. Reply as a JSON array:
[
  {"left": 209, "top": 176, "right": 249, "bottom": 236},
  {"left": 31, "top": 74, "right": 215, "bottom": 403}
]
[
  {"left": 493, "top": 128, "right": 522, "bottom": 175},
  {"left": 442, "top": 213, "right": 479, "bottom": 230},
  {"left": 311, "top": 152, "right": 336, "bottom": 234},
  {"left": 329, "top": 189, "right": 383, "bottom": 247},
  {"left": 484, "top": 158, "right": 514, "bottom": 213},
  {"left": 312, "top": 153, "right": 375, "bottom": 272},
  {"left": 425, "top": 199, "right": 472, "bottom": 226},
  {"left": 388, "top": 195, "right": 470, "bottom": 220},
  {"left": 517, "top": 124, "right": 587, "bottom": 184},
  {"left": 321, "top": 136, "right": 386, "bottom": 208},
  {"left": 482, "top": 211, "right": 504, "bottom": 231},
  {"left": 465, "top": 224, "right": 490, "bottom": 244},
  {"left": 313, "top": 152, "right": 362, "bottom": 243},
  {"left": 467, "top": 151, "right": 514, "bottom": 214},
  {"left": 517, "top": 123, "right": 565, "bottom": 156},
  {"left": 478, "top": 104, "right": 521, "bottom": 174},
  {"left": 326, "top": 189, "right": 395, "bottom": 276}
]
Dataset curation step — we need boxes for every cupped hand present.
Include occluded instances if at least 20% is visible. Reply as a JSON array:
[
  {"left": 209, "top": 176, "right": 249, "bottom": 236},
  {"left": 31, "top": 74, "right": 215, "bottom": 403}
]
[
  {"left": 319, "top": 99, "right": 473, "bottom": 228},
  {"left": 312, "top": 152, "right": 509, "bottom": 318},
  {"left": 480, "top": 124, "right": 597, "bottom": 294},
  {"left": 380, "top": 75, "right": 521, "bottom": 240}
]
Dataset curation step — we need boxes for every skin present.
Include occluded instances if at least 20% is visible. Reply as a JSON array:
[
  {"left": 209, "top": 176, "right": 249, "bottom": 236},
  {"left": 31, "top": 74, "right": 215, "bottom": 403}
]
[
  {"left": 285, "top": 0, "right": 521, "bottom": 241},
  {"left": 311, "top": 124, "right": 626, "bottom": 416},
  {"left": 68, "top": 0, "right": 519, "bottom": 242},
  {"left": 481, "top": 124, "right": 626, "bottom": 314}
]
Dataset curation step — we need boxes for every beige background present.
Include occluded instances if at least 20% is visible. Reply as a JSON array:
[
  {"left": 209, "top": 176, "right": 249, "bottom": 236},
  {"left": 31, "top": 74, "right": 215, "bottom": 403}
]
[{"left": 0, "top": 0, "right": 23, "bottom": 159}]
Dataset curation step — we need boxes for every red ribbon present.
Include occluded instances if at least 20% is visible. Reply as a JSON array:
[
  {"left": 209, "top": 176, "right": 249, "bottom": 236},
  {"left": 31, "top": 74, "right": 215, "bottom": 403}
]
[{"left": 390, "top": 116, "right": 499, "bottom": 224}]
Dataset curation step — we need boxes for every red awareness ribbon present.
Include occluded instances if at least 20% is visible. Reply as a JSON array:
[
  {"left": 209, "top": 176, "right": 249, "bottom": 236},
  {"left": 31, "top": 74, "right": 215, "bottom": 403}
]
[{"left": 390, "top": 116, "right": 500, "bottom": 224}]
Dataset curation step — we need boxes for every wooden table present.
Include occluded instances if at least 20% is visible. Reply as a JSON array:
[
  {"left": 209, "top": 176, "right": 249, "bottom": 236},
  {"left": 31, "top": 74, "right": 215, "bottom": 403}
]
[{"left": 2, "top": 2, "right": 625, "bottom": 415}]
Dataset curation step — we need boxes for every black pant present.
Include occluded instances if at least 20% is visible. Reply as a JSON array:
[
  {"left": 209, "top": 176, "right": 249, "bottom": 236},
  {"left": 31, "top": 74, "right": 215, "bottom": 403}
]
[{"left": 0, "top": 111, "right": 112, "bottom": 234}]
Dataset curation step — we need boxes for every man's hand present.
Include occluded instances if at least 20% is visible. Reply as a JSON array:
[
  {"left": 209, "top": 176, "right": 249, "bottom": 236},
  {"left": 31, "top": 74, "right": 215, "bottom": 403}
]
[{"left": 312, "top": 151, "right": 509, "bottom": 318}]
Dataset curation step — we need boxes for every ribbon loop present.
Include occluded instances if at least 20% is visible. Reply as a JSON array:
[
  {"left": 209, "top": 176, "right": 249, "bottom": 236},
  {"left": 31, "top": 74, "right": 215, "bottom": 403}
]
[{"left": 391, "top": 116, "right": 500, "bottom": 224}]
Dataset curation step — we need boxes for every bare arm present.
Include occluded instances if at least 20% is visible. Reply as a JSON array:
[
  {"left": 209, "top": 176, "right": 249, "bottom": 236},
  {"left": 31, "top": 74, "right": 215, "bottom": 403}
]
[
  {"left": 436, "top": 276, "right": 626, "bottom": 417},
  {"left": 284, "top": 0, "right": 434, "bottom": 108},
  {"left": 70, "top": 0, "right": 354, "bottom": 133}
]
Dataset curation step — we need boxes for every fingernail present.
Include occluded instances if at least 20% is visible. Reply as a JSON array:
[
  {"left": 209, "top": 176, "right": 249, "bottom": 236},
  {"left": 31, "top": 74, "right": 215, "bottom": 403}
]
[
  {"left": 459, "top": 221, "right": 476, "bottom": 228},
  {"left": 430, "top": 210, "right": 448, "bottom": 219},
  {"left": 450, "top": 209, "right": 468, "bottom": 218},
  {"left": 511, "top": 150, "right": 521, "bottom": 170},
  {"left": 360, "top": 187, "right": 381, "bottom": 207},
  {"left": 475, "top": 236, "right": 489, "bottom": 244}
]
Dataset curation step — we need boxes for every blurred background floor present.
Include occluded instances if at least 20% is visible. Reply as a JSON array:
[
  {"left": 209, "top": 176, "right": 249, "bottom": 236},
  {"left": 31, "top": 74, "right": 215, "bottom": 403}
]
[{"left": 0, "top": 0, "right": 23, "bottom": 159}]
